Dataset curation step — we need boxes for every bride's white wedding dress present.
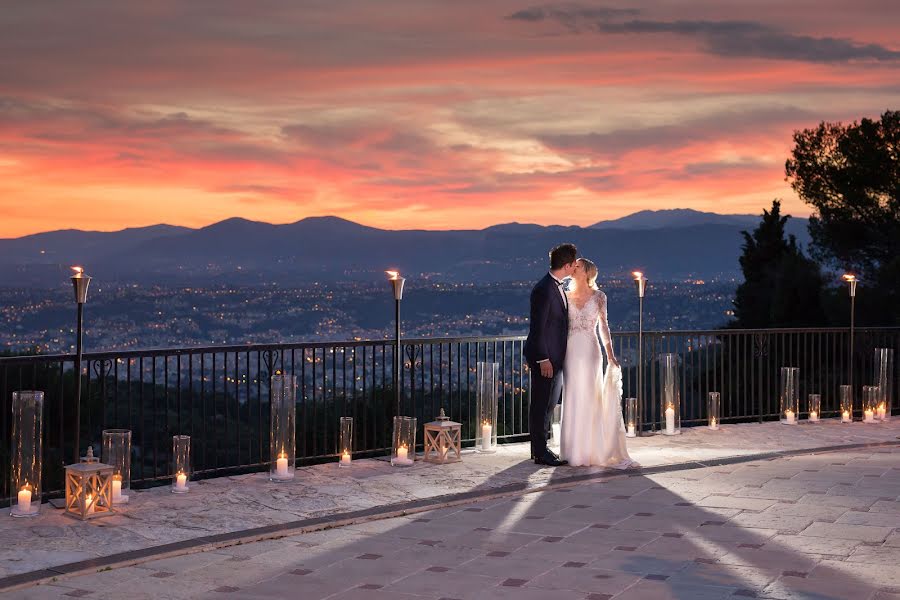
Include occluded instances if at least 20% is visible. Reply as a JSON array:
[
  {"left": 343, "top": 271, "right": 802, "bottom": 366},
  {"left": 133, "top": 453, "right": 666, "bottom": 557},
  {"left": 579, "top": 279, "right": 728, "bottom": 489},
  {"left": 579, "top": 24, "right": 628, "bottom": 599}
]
[{"left": 560, "top": 290, "right": 637, "bottom": 469}]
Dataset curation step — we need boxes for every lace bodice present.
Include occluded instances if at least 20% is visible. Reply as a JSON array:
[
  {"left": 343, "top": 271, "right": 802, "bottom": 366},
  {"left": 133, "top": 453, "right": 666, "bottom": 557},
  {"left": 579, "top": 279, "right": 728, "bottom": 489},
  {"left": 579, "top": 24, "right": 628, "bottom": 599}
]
[{"left": 567, "top": 290, "right": 611, "bottom": 345}]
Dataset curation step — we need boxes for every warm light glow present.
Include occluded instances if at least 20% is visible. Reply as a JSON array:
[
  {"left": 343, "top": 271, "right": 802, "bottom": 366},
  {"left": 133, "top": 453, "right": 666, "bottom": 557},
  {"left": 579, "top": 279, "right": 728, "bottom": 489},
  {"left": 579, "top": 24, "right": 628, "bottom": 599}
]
[
  {"left": 21, "top": 482, "right": 31, "bottom": 492},
  {"left": 710, "top": 417, "right": 717, "bottom": 427},
  {"left": 71, "top": 266, "right": 84, "bottom": 275},
  {"left": 842, "top": 274, "right": 856, "bottom": 282},
  {"left": 113, "top": 473, "right": 122, "bottom": 482},
  {"left": 278, "top": 451, "right": 288, "bottom": 460},
  {"left": 632, "top": 271, "right": 644, "bottom": 280},
  {"left": 385, "top": 270, "right": 400, "bottom": 280},
  {"left": 482, "top": 419, "right": 491, "bottom": 426}
]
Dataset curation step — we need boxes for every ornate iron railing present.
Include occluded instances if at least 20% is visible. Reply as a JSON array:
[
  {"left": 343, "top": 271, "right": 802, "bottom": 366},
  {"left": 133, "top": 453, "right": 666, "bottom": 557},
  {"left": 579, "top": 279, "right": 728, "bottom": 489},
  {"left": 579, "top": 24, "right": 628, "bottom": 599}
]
[{"left": 1, "top": 327, "right": 897, "bottom": 501}]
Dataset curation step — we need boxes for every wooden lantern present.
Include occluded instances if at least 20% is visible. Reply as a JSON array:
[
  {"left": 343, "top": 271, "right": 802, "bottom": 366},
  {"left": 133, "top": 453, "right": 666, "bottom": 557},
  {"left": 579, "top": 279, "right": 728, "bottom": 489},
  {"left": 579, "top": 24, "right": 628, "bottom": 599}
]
[
  {"left": 423, "top": 409, "right": 461, "bottom": 464},
  {"left": 65, "top": 458, "right": 115, "bottom": 520}
]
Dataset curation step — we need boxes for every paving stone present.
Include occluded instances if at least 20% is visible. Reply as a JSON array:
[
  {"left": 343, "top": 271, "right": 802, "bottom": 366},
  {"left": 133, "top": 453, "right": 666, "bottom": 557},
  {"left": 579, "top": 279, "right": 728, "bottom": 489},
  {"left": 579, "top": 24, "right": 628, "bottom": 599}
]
[
  {"left": 801, "top": 522, "right": 894, "bottom": 543},
  {"left": 526, "top": 565, "right": 640, "bottom": 594}
]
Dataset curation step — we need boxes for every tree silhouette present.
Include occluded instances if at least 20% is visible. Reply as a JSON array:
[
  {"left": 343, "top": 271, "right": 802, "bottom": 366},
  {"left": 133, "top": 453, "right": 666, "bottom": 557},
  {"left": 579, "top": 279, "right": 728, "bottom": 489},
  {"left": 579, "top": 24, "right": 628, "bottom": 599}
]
[{"left": 732, "top": 200, "right": 826, "bottom": 328}]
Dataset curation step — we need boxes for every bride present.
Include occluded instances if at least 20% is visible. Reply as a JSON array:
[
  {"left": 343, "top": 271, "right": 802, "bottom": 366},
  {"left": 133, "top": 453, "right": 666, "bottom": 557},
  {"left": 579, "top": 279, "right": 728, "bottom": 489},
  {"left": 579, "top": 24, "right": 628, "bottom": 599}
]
[{"left": 560, "top": 258, "right": 638, "bottom": 469}]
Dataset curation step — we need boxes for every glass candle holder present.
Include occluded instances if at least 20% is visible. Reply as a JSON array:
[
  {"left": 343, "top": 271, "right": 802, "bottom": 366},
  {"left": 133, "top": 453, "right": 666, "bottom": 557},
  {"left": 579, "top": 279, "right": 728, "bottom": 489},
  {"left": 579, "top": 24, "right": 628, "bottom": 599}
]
[
  {"left": 391, "top": 416, "right": 416, "bottom": 466},
  {"left": 862, "top": 386, "right": 879, "bottom": 423},
  {"left": 780, "top": 367, "right": 799, "bottom": 425},
  {"left": 840, "top": 385, "right": 853, "bottom": 422},
  {"left": 659, "top": 353, "right": 681, "bottom": 435},
  {"left": 807, "top": 394, "right": 821, "bottom": 423},
  {"left": 549, "top": 403, "right": 562, "bottom": 449},
  {"left": 625, "top": 397, "right": 637, "bottom": 437},
  {"left": 874, "top": 348, "right": 893, "bottom": 421},
  {"left": 270, "top": 373, "right": 296, "bottom": 482},
  {"left": 172, "top": 435, "right": 191, "bottom": 493},
  {"left": 339, "top": 417, "right": 353, "bottom": 467},
  {"left": 102, "top": 429, "right": 131, "bottom": 504},
  {"left": 475, "top": 361, "right": 499, "bottom": 453},
  {"left": 707, "top": 392, "right": 720, "bottom": 430},
  {"left": 10, "top": 391, "right": 43, "bottom": 517}
]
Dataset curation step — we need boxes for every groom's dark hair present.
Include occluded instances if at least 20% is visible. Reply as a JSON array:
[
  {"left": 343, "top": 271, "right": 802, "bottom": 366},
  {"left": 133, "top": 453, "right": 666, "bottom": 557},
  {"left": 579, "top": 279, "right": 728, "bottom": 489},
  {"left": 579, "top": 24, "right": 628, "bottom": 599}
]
[{"left": 549, "top": 243, "right": 578, "bottom": 269}]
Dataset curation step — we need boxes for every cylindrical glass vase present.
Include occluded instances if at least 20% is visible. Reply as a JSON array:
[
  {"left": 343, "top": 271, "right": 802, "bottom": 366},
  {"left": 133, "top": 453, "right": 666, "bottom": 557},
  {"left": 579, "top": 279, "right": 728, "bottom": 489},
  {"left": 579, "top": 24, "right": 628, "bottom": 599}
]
[
  {"left": 659, "top": 353, "right": 680, "bottom": 435},
  {"left": 475, "top": 362, "right": 499, "bottom": 453},
  {"left": 625, "top": 397, "right": 637, "bottom": 437},
  {"left": 339, "top": 417, "right": 353, "bottom": 467},
  {"left": 840, "top": 385, "right": 853, "bottom": 422},
  {"left": 10, "top": 391, "right": 43, "bottom": 517},
  {"left": 172, "top": 435, "right": 191, "bottom": 493},
  {"left": 707, "top": 392, "right": 720, "bottom": 430},
  {"left": 862, "top": 386, "right": 879, "bottom": 423},
  {"left": 102, "top": 429, "right": 131, "bottom": 504},
  {"left": 270, "top": 373, "right": 296, "bottom": 482},
  {"left": 549, "top": 403, "right": 562, "bottom": 449},
  {"left": 875, "top": 348, "right": 893, "bottom": 421},
  {"left": 780, "top": 367, "right": 799, "bottom": 425},
  {"left": 391, "top": 416, "right": 416, "bottom": 466},
  {"left": 807, "top": 394, "right": 821, "bottom": 423}
]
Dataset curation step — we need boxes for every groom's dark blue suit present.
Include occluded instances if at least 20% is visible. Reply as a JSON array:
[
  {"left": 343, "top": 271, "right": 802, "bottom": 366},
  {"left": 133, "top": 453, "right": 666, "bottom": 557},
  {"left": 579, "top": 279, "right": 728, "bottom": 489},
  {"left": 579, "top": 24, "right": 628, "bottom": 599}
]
[{"left": 524, "top": 273, "right": 568, "bottom": 459}]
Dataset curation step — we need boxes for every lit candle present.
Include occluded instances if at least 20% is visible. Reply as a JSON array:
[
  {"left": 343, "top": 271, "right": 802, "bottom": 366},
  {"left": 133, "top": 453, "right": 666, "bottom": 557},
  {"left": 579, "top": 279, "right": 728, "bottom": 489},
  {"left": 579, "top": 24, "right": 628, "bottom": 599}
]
[
  {"left": 481, "top": 421, "right": 493, "bottom": 451},
  {"left": 627, "top": 422, "right": 636, "bottom": 437},
  {"left": 877, "top": 403, "right": 886, "bottom": 420},
  {"left": 665, "top": 405, "right": 675, "bottom": 434},
  {"left": 864, "top": 409, "right": 875, "bottom": 423},
  {"left": 276, "top": 451, "right": 290, "bottom": 477},
  {"left": 809, "top": 411, "right": 818, "bottom": 422},
  {"left": 175, "top": 471, "right": 188, "bottom": 491},
  {"left": 340, "top": 451, "right": 351, "bottom": 466},
  {"left": 709, "top": 417, "right": 718, "bottom": 430},
  {"left": 784, "top": 409, "right": 795, "bottom": 424},
  {"left": 17, "top": 484, "right": 32, "bottom": 513},
  {"left": 397, "top": 445, "right": 408, "bottom": 461},
  {"left": 85, "top": 493, "right": 95, "bottom": 514},
  {"left": 842, "top": 410, "right": 851, "bottom": 423},
  {"left": 112, "top": 474, "right": 123, "bottom": 502}
]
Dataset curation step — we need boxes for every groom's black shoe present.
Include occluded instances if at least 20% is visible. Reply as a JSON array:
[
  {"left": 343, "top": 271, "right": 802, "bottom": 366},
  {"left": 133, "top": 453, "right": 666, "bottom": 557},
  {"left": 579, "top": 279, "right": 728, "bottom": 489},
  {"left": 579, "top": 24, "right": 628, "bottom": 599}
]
[{"left": 534, "top": 451, "right": 568, "bottom": 467}]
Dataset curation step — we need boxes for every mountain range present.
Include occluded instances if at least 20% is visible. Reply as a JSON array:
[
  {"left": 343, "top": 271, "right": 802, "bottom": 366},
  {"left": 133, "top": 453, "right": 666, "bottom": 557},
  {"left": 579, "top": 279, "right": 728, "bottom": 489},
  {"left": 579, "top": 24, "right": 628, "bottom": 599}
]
[{"left": 0, "top": 209, "right": 811, "bottom": 286}]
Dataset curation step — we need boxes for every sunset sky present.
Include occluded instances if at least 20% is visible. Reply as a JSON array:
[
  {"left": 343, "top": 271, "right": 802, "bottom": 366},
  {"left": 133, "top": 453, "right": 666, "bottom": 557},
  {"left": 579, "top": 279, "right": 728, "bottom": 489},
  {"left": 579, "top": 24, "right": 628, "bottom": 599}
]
[{"left": 1, "top": 1, "right": 898, "bottom": 237}]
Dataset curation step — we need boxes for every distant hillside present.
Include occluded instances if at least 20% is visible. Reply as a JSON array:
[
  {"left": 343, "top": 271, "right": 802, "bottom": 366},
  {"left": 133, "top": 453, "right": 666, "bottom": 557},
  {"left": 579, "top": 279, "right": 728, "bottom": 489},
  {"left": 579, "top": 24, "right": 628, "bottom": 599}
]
[{"left": 0, "top": 211, "right": 812, "bottom": 286}]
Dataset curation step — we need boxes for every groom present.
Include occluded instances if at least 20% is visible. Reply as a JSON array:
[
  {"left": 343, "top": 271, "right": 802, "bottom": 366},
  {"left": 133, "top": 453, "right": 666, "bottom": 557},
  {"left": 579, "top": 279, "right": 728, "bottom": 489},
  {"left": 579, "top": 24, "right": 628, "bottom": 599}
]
[{"left": 524, "top": 243, "right": 578, "bottom": 466}]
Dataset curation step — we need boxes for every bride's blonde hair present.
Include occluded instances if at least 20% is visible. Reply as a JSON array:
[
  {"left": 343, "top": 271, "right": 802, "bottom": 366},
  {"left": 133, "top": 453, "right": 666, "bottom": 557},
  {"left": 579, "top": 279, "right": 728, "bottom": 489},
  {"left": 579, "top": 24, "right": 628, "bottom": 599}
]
[{"left": 577, "top": 258, "right": 599, "bottom": 290}]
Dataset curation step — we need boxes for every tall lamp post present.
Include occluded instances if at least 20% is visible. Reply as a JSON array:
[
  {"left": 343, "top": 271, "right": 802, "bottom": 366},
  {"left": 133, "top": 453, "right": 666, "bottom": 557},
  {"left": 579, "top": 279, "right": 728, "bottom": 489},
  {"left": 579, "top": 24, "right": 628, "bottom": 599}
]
[
  {"left": 843, "top": 273, "right": 858, "bottom": 399},
  {"left": 632, "top": 271, "right": 648, "bottom": 436},
  {"left": 386, "top": 270, "right": 406, "bottom": 418},
  {"left": 71, "top": 266, "right": 92, "bottom": 463}
]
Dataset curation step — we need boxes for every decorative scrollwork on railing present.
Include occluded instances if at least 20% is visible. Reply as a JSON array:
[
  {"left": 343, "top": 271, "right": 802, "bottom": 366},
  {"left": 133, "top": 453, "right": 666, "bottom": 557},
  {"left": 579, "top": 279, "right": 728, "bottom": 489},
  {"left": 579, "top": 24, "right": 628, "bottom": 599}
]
[
  {"left": 753, "top": 333, "right": 769, "bottom": 358},
  {"left": 404, "top": 344, "right": 422, "bottom": 369},
  {"left": 92, "top": 358, "right": 114, "bottom": 379},
  {"left": 262, "top": 349, "right": 282, "bottom": 381}
]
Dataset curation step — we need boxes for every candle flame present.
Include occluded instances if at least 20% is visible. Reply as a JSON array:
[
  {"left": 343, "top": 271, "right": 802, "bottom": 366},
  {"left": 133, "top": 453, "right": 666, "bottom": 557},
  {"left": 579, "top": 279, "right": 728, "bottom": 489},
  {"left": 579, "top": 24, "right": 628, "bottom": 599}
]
[
  {"left": 385, "top": 270, "right": 400, "bottom": 280},
  {"left": 842, "top": 273, "right": 856, "bottom": 282},
  {"left": 482, "top": 419, "right": 491, "bottom": 426},
  {"left": 113, "top": 473, "right": 122, "bottom": 482},
  {"left": 632, "top": 271, "right": 644, "bottom": 279},
  {"left": 278, "top": 451, "right": 288, "bottom": 460},
  {"left": 21, "top": 481, "right": 31, "bottom": 492},
  {"left": 71, "top": 266, "right": 83, "bottom": 275}
]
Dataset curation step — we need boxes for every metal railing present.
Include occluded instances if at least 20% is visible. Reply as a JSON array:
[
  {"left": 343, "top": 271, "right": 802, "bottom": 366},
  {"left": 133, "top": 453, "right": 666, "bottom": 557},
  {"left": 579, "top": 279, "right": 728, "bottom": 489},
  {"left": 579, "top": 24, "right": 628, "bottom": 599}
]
[{"left": 1, "top": 327, "right": 897, "bottom": 501}]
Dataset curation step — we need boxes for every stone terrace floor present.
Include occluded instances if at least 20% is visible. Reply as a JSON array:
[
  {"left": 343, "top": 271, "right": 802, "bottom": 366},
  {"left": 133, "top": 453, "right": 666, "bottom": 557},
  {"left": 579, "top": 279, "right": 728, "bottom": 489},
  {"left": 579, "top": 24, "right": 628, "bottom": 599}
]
[{"left": 2, "top": 419, "right": 900, "bottom": 599}]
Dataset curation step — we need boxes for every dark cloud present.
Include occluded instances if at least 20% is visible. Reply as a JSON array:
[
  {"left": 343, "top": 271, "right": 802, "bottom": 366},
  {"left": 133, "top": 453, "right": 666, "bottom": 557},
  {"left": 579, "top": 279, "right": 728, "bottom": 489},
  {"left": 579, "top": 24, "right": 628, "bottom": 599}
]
[
  {"left": 508, "top": 4, "right": 900, "bottom": 63},
  {"left": 539, "top": 106, "right": 814, "bottom": 156}
]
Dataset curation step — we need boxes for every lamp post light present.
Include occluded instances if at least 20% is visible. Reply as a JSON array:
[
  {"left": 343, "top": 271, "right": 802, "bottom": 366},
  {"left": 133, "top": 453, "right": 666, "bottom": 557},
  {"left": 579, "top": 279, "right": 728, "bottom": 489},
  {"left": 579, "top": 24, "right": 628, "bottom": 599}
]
[
  {"left": 843, "top": 273, "right": 858, "bottom": 398},
  {"left": 632, "top": 271, "right": 648, "bottom": 436},
  {"left": 386, "top": 270, "right": 406, "bottom": 418},
  {"left": 70, "top": 266, "right": 92, "bottom": 464}
]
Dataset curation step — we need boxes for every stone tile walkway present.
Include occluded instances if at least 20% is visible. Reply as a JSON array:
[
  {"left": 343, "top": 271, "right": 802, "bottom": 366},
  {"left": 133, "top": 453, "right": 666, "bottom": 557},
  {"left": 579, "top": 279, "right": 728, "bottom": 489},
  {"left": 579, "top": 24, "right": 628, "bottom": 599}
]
[
  {"left": 7, "top": 441, "right": 900, "bottom": 599},
  {"left": 2, "top": 419, "right": 899, "bottom": 598}
]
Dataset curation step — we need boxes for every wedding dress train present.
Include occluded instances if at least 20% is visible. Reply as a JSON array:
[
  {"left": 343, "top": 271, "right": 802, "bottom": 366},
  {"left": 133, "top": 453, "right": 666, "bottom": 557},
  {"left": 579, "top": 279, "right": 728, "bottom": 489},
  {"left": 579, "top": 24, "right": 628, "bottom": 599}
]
[{"left": 559, "top": 290, "right": 637, "bottom": 469}]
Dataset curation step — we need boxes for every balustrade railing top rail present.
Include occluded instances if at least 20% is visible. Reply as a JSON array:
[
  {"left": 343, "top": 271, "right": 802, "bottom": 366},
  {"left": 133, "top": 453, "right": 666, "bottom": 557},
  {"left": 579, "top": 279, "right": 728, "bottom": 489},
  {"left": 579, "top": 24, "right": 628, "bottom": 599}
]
[{"left": 1, "top": 327, "right": 897, "bottom": 503}]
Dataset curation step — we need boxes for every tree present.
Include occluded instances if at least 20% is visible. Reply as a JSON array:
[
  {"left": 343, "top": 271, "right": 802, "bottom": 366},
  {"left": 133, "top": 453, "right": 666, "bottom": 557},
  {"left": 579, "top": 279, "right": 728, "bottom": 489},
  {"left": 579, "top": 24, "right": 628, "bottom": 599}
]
[
  {"left": 785, "top": 110, "right": 899, "bottom": 276},
  {"left": 732, "top": 200, "right": 827, "bottom": 328},
  {"left": 786, "top": 110, "right": 900, "bottom": 325}
]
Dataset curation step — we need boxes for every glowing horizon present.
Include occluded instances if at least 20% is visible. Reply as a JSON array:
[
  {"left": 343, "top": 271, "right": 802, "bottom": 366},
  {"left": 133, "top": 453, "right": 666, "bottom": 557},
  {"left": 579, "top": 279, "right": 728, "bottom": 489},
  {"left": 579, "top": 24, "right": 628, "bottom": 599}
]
[{"left": 0, "top": 1, "right": 897, "bottom": 238}]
